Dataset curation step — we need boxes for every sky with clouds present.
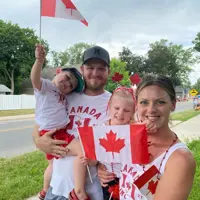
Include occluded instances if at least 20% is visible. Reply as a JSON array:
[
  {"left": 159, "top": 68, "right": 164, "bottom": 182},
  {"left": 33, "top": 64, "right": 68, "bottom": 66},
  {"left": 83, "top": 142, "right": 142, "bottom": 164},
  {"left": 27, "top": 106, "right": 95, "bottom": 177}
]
[{"left": 0, "top": 0, "right": 200, "bottom": 84}]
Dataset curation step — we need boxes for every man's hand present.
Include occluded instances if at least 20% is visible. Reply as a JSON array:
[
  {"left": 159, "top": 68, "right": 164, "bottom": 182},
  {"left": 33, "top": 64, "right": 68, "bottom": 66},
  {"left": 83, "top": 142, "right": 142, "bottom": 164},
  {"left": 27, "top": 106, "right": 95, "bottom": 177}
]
[{"left": 34, "top": 128, "right": 69, "bottom": 158}]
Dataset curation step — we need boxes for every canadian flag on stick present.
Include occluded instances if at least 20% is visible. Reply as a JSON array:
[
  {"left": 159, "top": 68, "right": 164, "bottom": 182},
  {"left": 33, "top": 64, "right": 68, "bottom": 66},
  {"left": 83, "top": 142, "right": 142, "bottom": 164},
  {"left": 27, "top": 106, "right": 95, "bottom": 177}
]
[
  {"left": 133, "top": 165, "right": 160, "bottom": 199},
  {"left": 78, "top": 124, "right": 149, "bottom": 164},
  {"left": 41, "top": 0, "right": 88, "bottom": 26}
]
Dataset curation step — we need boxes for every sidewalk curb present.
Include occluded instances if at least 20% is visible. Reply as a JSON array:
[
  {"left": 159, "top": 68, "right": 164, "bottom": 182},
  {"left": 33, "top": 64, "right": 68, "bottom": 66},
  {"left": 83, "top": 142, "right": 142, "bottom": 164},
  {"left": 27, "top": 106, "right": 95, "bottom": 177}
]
[
  {"left": 171, "top": 114, "right": 200, "bottom": 142},
  {"left": 26, "top": 196, "right": 38, "bottom": 200},
  {"left": 169, "top": 120, "right": 182, "bottom": 128},
  {"left": 0, "top": 114, "right": 35, "bottom": 121}
]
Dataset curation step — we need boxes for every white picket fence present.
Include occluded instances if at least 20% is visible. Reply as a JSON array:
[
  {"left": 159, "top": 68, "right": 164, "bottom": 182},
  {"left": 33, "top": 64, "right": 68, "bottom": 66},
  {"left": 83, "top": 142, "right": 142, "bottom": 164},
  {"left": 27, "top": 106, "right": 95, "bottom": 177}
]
[{"left": 0, "top": 95, "right": 36, "bottom": 110}]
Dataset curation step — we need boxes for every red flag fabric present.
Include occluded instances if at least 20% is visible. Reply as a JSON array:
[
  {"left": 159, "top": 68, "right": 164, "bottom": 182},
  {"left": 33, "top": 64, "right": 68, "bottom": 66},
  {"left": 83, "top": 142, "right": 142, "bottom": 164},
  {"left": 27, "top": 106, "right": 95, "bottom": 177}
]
[
  {"left": 120, "top": 165, "right": 160, "bottom": 199},
  {"left": 41, "top": 0, "right": 88, "bottom": 26},
  {"left": 134, "top": 165, "right": 159, "bottom": 193},
  {"left": 78, "top": 124, "right": 149, "bottom": 164}
]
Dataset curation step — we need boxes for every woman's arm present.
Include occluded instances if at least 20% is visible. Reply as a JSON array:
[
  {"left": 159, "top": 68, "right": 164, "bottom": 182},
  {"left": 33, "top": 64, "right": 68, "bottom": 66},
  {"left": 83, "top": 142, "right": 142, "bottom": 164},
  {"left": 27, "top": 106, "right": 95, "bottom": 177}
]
[
  {"left": 32, "top": 125, "right": 68, "bottom": 157},
  {"left": 154, "top": 149, "right": 196, "bottom": 200}
]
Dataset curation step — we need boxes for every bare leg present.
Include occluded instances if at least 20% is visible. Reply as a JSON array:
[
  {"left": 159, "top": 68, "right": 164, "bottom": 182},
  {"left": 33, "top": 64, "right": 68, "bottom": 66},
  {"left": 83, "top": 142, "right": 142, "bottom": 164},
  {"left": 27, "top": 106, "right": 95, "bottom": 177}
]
[
  {"left": 67, "top": 139, "right": 88, "bottom": 200},
  {"left": 43, "top": 159, "right": 53, "bottom": 192},
  {"left": 73, "top": 156, "right": 88, "bottom": 199}
]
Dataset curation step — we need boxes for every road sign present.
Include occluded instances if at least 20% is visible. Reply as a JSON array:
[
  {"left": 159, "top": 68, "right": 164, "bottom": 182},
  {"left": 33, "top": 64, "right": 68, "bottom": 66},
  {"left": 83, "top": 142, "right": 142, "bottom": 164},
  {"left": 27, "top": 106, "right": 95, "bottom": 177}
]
[{"left": 189, "top": 89, "right": 198, "bottom": 96}]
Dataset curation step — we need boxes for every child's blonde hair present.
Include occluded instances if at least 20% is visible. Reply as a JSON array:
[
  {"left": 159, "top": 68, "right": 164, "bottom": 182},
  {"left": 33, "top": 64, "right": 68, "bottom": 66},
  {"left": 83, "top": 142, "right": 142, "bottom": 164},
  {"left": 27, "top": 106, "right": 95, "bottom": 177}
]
[{"left": 107, "top": 87, "right": 136, "bottom": 122}]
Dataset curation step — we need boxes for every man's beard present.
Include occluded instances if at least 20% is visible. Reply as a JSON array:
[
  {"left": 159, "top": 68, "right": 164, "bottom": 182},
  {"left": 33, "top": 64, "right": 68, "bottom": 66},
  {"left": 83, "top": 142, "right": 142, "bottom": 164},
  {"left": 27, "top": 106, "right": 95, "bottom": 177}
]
[{"left": 85, "top": 81, "right": 106, "bottom": 91}]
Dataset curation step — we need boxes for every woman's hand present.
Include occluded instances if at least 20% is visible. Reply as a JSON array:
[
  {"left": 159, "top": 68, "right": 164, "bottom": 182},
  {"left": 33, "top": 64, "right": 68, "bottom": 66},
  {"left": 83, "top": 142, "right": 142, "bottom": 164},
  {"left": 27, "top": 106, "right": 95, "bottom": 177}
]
[
  {"left": 145, "top": 120, "right": 158, "bottom": 133},
  {"left": 97, "top": 163, "right": 116, "bottom": 187},
  {"left": 139, "top": 119, "right": 158, "bottom": 133}
]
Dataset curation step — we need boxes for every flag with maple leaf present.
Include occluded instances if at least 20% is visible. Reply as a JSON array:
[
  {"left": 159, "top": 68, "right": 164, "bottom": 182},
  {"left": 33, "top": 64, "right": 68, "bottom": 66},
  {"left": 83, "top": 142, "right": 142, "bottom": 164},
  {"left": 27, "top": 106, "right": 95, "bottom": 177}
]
[
  {"left": 78, "top": 124, "right": 149, "bottom": 165},
  {"left": 41, "top": 0, "right": 88, "bottom": 26},
  {"left": 133, "top": 165, "right": 160, "bottom": 199},
  {"left": 119, "top": 165, "right": 160, "bottom": 200}
]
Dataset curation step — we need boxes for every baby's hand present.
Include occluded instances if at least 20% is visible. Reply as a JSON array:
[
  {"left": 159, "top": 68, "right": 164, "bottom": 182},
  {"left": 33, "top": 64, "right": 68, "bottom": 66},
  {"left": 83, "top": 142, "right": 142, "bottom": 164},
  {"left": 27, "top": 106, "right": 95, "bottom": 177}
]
[
  {"left": 35, "top": 44, "right": 46, "bottom": 61},
  {"left": 80, "top": 156, "right": 89, "bottom": 166}
]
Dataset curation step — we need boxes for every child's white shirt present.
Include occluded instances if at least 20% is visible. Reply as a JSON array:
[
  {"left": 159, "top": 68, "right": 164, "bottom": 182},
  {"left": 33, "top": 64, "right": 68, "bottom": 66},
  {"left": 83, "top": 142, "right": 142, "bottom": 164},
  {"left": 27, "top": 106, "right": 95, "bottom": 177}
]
[{"left": 34, "top": 78, "right": 70, "bottom": 131}]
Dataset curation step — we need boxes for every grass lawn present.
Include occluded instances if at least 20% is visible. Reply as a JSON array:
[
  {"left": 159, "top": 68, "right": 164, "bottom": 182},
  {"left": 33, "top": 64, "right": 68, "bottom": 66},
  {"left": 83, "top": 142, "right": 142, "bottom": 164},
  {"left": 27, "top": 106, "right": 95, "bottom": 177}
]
[
  {"left": 171, "top": 109, "right": 200, "bottom": 122},
  {"left": 0, "top": 109, "right": 35, "bottom": 117},
  {"left": 0, "top": 140, "right": 200, "bottom": 200},
  {"left": 188, "top": 140, "right": 200, "bottom": 200},
  {"left": 1, "top": 109, "right": 199, "bottom": 122},
  {"left": 0, "top": 151, "right": 47, "bottom": 200}
]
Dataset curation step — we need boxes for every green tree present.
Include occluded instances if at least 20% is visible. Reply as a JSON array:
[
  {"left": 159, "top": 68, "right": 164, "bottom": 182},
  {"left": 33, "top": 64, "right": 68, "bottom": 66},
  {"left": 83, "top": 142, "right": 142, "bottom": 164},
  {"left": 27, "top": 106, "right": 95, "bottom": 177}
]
[
  {"left": 192, "top": 78, "right": 200, "bottom": 94},
  {"left": 51, "top": 51, "right": 61, "bottom": 66},
  {"left": 192, "top": 32, "right": 200, "bottom": 52},
  {"left": 105, "top": 58, "right": 130, "bottom": 92},
  {"left": 119, "top": 47, "right": 145, "bottom": 76},
  {"left": 145, "top": 39, "right": 195, "bottom": 86},
  {"left": 51, "top": 42, "right": 94, "bottom": 66},
  {"left": 0, "top": 20, "right": 49, "bottom": 94}
]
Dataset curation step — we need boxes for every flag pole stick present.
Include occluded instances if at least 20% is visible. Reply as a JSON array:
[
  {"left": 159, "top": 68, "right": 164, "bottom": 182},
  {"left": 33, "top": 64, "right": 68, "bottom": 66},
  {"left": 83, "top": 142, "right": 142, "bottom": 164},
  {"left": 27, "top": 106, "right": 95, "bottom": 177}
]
[
  {"left": 39, "top": 0, "right": 42, "bottom": 43},
  {"left": 109, "top": 192, "right": 113, "bottom": 200},
  {"left": 77, "top": 128, "right": 93, "bottom": 184}
]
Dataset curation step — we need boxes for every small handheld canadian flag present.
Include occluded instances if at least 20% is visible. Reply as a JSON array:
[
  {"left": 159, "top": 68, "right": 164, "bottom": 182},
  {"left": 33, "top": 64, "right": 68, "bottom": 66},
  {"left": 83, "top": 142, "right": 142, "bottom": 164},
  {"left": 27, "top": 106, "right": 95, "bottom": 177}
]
[
  {"left": 134, "top": 165, "right": 160, "bottom": 199},
  {"left": 120, "top": 165, "right": 160, "bottom": 199},
  {"left": 78, "top": 124, "right": 149, "bottom": 165}
]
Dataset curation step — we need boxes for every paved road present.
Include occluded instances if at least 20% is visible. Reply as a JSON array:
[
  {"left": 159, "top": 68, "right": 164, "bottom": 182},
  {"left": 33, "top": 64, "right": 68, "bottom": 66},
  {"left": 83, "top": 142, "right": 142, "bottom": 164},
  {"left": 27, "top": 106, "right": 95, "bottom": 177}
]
[
  {"left": 174, "top": 100, "right": 193, "bottom": 113},
  {"left": 0, "top": 119, "right": 36, "bottom": 158},
  {"left": 0, "top": 100, "right": 194, "bottom": 158}
]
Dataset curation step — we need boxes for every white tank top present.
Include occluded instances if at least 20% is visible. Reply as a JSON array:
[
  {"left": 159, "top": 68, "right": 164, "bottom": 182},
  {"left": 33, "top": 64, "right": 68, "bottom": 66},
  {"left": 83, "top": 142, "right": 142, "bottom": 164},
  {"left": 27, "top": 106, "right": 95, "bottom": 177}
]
[{"left": 119, "top": 142, "right": 189, "bottom": 200}]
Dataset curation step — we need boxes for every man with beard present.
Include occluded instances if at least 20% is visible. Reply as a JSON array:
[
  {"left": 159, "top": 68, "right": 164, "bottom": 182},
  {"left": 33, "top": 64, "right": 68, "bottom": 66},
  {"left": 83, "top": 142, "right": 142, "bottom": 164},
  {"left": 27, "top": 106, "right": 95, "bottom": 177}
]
[{"left": 32, "top": 46, "right": 111, "bottom": 200}]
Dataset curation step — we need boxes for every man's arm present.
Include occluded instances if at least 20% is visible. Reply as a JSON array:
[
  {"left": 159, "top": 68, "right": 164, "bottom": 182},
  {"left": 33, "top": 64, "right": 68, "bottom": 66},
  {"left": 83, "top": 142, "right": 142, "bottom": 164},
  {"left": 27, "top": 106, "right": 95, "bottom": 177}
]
[
  {"left": 32, "top": 124, "right": 40, "bottom": 143},
  {"left": 30, "top": 44, "right": 45, "bottom": 90},
  {"left": 32, "top": 125, "right": 69, "bottom": 157},
  {"left": 154, "top": 149, "right": 196, "bottom": 200}
]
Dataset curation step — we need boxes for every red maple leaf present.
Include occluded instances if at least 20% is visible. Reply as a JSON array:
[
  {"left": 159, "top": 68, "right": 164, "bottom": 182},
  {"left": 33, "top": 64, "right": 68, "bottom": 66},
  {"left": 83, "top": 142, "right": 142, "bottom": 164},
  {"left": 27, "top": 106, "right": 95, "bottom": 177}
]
[
  {"left": 108, "top": 184, "right": 119, "bottom": 199},
  {"left": 99, "top": 130, "right": 125, "bottom": 158},
  {"left": 112, "top": 72, "right": 123, "bottom": 82},
  {"left": 130, "top": 73, "right": 141, "bottom": 85},
  {"left": 147, "top": 180, "right": 158, "bottom": 194}
]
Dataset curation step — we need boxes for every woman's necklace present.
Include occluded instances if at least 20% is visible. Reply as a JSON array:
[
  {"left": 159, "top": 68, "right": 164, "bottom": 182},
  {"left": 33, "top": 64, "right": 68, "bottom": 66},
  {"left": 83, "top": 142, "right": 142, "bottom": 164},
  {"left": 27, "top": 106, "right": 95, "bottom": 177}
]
[{"left": 142, "top": 133, "right": 178, "bottom": 179}]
